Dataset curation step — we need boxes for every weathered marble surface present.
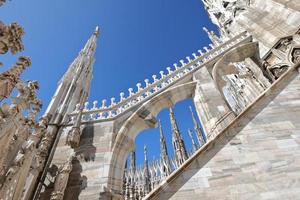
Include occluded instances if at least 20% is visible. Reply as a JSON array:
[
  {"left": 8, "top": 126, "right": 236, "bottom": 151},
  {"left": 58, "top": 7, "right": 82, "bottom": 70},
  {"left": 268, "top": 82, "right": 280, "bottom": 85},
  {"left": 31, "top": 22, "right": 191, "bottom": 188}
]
[{"left": 148, "top": 69, "right": 300, "bottom": 200}]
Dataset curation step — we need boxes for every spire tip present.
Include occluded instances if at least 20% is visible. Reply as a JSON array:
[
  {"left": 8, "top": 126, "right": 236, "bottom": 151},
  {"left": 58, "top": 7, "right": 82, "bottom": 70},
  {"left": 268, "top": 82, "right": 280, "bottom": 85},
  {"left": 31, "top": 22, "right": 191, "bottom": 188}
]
[{"left": 94, "top": 26, "right": 100, "bottom": 37}]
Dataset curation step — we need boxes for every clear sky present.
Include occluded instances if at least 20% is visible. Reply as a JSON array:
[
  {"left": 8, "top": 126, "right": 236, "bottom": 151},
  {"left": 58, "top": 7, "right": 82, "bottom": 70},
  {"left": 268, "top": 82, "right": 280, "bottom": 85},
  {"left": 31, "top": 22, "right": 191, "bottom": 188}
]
[{"left": 0, "top": 0, "right": 217, "bottom": 166}]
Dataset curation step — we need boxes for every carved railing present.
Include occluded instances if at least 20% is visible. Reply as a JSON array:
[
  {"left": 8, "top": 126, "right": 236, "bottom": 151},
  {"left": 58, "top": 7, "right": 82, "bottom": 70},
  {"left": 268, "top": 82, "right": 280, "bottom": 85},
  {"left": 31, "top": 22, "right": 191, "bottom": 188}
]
[{"left": 69, "top": 31, "right": 251, "bottom": 123}]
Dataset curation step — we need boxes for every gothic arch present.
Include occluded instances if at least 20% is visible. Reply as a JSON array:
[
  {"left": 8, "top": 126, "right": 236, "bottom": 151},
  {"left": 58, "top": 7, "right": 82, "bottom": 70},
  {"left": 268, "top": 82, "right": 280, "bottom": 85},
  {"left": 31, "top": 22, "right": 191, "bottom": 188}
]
[
  {"left": 107, "top": 81, "right": 197, "bottom": 193},
  {"left": 211, "top": 42, "right": 261, "bottom": 108},
  {"left": 212, "top": 41, "right": 259, "bottom": 94}
]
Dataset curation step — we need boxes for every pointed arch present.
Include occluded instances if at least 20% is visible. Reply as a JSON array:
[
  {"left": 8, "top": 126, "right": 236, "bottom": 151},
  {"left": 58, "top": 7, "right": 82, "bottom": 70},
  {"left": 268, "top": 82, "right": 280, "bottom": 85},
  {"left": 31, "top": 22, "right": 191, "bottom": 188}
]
[{"left": 107, "top": 82, "right": 197, "bottom": 192}]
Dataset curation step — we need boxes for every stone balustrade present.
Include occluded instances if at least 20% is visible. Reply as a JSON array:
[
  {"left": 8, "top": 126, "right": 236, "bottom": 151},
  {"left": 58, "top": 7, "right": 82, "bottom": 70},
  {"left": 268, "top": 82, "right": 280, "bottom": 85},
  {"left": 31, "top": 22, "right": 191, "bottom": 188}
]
[{"left": 68, "top": 32, "right": 250, "bottom": 123}]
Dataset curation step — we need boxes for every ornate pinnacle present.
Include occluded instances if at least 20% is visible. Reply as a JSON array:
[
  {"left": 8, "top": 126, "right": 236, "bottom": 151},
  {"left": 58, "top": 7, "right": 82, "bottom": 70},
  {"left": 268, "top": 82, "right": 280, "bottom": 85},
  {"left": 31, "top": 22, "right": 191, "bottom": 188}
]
[
  {"left": 0, "top": 21, "right": 25, "bottom": 54},
  {"left": 130, "top": 151, "right": 136, "bottom": 175},
  {"left": 59, "top": 26, "right": 99, "bottom": 87},
  {"left": 202, "top": 26, "right": 222, "bottom": 46},
  {"left": 158, "top": 119, "right": 171, "bottom": 176},
  {"left": 94, "top": 26, "right": 100, "bottom": 37},
  {"left": 188, "top": 129, "right": 198, "bottom": 153},
  {"left": 0, "top": 56, "right": 31, "bottom": 101},
  {"left": 189, "top": 106, "right": 206, "bottom": 145},
  {"left": 143, "top": 145, "right": 151, "bottom": 194},
  {"left": 169, "top": 107, "right": 188, "bottom": 167},
  {"left": 128, "top": 151, "right": 136, "bottom": 199},
  {"left": 64, "top": 27, "right": 99, "bottom": 148},
  {"left": 144, "top": 145, "right": 148, "bottom": 163}
]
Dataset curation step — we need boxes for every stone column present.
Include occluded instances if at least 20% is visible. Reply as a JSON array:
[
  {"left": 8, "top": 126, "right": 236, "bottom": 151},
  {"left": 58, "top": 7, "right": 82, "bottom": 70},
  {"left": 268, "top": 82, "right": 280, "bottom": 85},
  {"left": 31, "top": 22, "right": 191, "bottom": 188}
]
[{"left": 193, "top": 67, "right": 235, "bottom": 140}]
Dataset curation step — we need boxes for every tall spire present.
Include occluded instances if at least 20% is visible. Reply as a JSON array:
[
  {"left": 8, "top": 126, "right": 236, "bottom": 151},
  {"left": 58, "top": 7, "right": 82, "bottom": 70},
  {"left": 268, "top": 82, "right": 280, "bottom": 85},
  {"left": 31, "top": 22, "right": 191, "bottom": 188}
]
[
  {"left": 189, "top": 106, "right": 206, "bottom": 146},
  {"left": 28, "top": 27, "right": 100, "bottom": 200},
  {"left": 169, "top": 107, "right": 187, "bottom": 168},
  {"left": 124, "top": 158, "right": 130, "bottom": 200},
  {"left": 188, "top": 129, "right": 198, "bottom": 153},
  {"left": 129, "top": 151, "right": 136, "bottom": 200},
  {"left": 65, "top": 27, "right": 100, "bottom": 148},
  {"left": 203, "top": 27, "right": 222, "bottom": 46},
  {"left": 130, "top": 151, "right": 136, "bottom": 175},
  {"left": 158, "top": 120, "right": 171, "bottom": 177},
  {"left": 143, "top": 145, "right": 151, "bottom": 195},
  {"left": 44, "top": 26, "right": 100, "bottom": 120}
]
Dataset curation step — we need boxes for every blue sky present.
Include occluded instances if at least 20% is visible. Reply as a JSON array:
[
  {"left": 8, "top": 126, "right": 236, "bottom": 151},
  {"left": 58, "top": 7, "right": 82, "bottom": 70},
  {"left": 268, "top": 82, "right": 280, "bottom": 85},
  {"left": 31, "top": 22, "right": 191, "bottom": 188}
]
[{"left": 0, "top": 0, "right": 217, "bottom": 166}]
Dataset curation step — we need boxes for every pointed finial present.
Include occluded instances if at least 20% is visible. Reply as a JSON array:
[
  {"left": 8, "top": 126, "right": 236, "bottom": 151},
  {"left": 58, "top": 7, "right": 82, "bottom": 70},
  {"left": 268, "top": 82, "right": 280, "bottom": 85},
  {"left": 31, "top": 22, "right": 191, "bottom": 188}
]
[
  {"left": 188, "top": 128, "right": 198, "bottom": 153},
  {"left": 92, "top": 101, "right": 98, "bottom": 109},
  {"left": 166, "top": 67, "right": 172, "bottom": 74},
  {"left": 159, "top": 71, "right": 165, "bottom": 79},
  {"left": 189, "top": 105, "right": 206, "bottom": 144},
  {"left": 203, "top": 46, "right": 209, "bottom": 52},
  {"left": 179, "top": 59, "right": 185, "bottom": 66},
  {"left": 203, "top": 26, "right": 209, "bottom": 33},
  {"left": 144, "top": 145, "right": 148, "bottom": 162},
  {"left": 173, "top": 63, "right": 179, "bottom": 70},
  {"left": 120, "top": 92, "right": 125, "bottom": 102},
  {"left": 192, "top": 53, "right": 197, "bottom": 59},
  {"left": 186, "top": 56, "right": 191, "bottom": 63},
  {"left": 144, "top": 79, "right": 150, "bottom": 87},
  {"left": 94, "top": 26, "right": 100, "bottom": 37},
  {"left": 136, "top": 83, "right": 142, "bottom": 91},
  {"left": 130, "top": 151, "right": 136, "bottom": 173},
  {"left": 152, "top": 75, "right": 158, "bottom": 82}
]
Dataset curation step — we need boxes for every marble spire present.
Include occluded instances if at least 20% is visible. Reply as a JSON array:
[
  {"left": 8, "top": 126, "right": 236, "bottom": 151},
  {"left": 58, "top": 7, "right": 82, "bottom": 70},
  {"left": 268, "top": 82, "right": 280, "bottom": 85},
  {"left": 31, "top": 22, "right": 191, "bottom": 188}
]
[
  {"left": 158, "top": 119, "right": 171, "bottom": 177},
  {"left": 203, "top": 26, "right": 222, "bottom": 45},
  {"left": 24, "top": 27, "right": 100, "bottom": 200},
  {"left": 129, "top": 151, "right": 136, "bottom": 199},
  {"left": 189, "top": 106, "right": 206, "bottom": 146},
  {"left": 130, "top": 151, "right": 136, "bottom": 176},
  {"left": 188, "top": 129, "right": 198, "bottom": 153},
  {"left": 45, "top": 26, "right": 100, "bottom": 119},
  {"left": 169, "top": 107, "right": 188, "bottom": 167},
  {"left": 143, "top": 145, "right": 151, "bottom": 195},
  {"left": 64, "top": 27, "right": 100, "bottom": 148}
]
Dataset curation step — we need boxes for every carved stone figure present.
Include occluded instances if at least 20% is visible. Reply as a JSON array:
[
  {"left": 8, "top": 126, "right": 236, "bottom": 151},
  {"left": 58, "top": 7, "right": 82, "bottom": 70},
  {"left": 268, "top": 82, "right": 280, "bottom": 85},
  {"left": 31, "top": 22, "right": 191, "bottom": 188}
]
[
  {"left": 50, "top": 156, "right": 74, "bottom": 200},
  {"left": 66, "top": 104, "right": 83, "bottom": 148},
  {"left": 66, "top": 126, "right": 81, "bottom": 148}
]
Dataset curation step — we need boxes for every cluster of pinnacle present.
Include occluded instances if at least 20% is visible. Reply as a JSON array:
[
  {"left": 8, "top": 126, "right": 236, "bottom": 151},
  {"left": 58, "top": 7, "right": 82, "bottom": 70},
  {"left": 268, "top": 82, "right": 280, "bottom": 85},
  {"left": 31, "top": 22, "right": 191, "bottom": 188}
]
[{"left": 123, "top": 106, "right": 207, "bottom": 199}]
